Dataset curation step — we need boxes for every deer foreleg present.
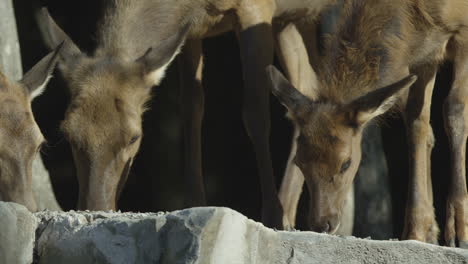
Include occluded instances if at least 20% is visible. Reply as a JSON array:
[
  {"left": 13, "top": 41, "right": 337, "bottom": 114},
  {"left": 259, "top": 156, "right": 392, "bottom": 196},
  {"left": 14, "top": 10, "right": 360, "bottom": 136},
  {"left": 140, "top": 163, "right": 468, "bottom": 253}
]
[
  {"left": 274, "top": 23, "right": 316, "bottom": 230},
  {"left": 236, "top": 0, "right": 283, "bottom": 229},
  {"left": 178, "top": 39, "right": 206, "bottom": 206},
  {"left": 403, "top": 63, "right": 439, "bottom": 243},
  {"left": 278, "top": 126, "right": 304, "bottom": 230},
  {"left": 443, "top": 35, "right": 468, "bottom": 248},
  {"left": 425, "top": 129, "right": 439, "bottom": 244}
]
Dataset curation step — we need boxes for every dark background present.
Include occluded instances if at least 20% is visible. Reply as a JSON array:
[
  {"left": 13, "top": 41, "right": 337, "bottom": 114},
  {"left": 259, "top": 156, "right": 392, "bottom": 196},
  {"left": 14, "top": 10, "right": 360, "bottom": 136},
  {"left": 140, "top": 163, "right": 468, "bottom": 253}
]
[{"left": 13, "top": 0, "right": 455, "bottom": 240}]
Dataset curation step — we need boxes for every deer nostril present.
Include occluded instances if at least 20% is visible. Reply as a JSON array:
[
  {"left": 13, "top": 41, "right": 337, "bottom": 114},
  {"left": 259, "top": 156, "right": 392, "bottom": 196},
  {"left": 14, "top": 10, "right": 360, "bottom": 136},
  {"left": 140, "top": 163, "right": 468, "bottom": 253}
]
[
  {"left": 313, "top": 221, "right": 331, "bottom": 233},
  {"left": 309, "top": 215, "right": 337, "bottom": 233}
]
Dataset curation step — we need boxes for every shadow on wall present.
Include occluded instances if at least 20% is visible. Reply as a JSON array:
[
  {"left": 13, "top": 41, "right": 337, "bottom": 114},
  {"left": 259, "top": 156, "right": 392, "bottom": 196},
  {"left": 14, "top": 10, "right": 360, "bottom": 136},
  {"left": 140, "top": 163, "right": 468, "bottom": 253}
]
[{"left": 13, "top": 0, "right": 456, "bottom": 241}]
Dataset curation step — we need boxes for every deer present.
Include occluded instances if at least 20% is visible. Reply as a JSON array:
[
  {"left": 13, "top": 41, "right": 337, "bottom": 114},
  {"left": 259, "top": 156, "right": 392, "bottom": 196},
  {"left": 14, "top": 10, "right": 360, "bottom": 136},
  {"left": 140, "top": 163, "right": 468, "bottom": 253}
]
[
  {"left": 267, "top": 0, "right": 468, "bottom": 247},
  {"left": 36, "top": 0, "right": 339, "bottom": 228},
  {"left": 0, "top": 44, "right": 62, "bottom": 212}
]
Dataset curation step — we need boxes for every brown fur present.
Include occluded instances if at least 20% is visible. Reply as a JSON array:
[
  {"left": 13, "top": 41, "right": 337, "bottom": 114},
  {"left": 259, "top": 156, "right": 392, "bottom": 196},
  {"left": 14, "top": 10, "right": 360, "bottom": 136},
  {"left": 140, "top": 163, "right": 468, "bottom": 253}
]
[
  {"left": 38, "top": 0, "right": 339, "bottom": 228},
  {"left": 0, "top": 46, "right": 61, "bottom": 212},
  {"left": 59, "top": 56, "right": 151, "bottom": 210},
  {"left": 271, "top": 0, "right": 468, "bottom": 246}
]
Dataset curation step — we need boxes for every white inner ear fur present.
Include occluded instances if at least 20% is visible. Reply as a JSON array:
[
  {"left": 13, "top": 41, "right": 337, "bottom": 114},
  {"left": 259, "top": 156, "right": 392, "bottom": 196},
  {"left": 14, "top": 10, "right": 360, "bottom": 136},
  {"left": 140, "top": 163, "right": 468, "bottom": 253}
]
[
  {"left": 30, "top": 75, "right": 52, "bottom": 100},
  {"left": 146, "top": 44, "right": 184, "bottom": 86},
  {"left": 356, "top": 96, "right": 398, "bottom": 125},
  {"left": 147, "top": 66, "right": 168, "bottom": 86}
]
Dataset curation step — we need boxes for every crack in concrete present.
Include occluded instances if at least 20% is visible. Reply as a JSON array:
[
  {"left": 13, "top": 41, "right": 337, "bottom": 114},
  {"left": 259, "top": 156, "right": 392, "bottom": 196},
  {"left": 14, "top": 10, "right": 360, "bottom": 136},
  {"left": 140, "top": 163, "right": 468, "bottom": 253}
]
[{"left": 286, "top": 247, "right": 295, "bottom": 264}]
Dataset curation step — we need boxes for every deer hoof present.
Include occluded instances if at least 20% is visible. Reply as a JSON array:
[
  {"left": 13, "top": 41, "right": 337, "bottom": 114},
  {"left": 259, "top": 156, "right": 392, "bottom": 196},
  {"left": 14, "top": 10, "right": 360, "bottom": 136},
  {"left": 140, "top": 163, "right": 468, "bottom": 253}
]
[
  {"left": 444, "top": 195, "right": 468, "bottom": 248},
  {"left": 282, "top": 215, "right": 296, "bottom": 231},
  {"left": 459, "top": 241, "right": 468, "bottom": 249},
  {"left": 425, "top": 222, "right": 440, "bottom": 245},
  {"left": 403, "top": 202, "right": 438, "bottom": 243},
  {"left": 447, "top": 239, "right": 456, "bottom": 248}
]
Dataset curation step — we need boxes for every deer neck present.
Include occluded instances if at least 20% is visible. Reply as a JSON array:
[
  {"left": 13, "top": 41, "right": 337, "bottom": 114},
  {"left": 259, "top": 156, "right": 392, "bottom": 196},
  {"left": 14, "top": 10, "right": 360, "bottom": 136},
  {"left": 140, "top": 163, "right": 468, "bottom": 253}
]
[
  {"left": 274, "top": 0, "right": 337, "bottom": 21},
  {"left": 315, "top": 0, "right": 411, "bottom": 104},
  {"left": 94, "top": 0, "right": 190, "bottom": 61}
]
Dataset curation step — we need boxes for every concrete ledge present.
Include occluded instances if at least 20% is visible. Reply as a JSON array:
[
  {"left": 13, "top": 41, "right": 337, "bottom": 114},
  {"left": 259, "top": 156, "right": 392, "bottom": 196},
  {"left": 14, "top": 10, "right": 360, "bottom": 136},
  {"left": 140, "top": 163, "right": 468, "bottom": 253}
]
[
  {"left": 34, "top": 207, "right": 468, "bottom": 264},
  {"left": 0, "top": 202, "right": 37, "bottom": 264}
]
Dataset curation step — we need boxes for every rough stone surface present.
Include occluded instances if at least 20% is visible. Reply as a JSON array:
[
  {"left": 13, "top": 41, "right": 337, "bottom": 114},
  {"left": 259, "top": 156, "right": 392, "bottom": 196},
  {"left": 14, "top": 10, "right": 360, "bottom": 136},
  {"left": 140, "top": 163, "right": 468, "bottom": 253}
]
[
  {"left": 35, "top": 207, "right": 468, "bottom": 264},
  {"left": 0, "top": 202, "right": 38, "bottom": 264},
  {"left": 0, "top": 0, "right": 22, "bottom": 79}
]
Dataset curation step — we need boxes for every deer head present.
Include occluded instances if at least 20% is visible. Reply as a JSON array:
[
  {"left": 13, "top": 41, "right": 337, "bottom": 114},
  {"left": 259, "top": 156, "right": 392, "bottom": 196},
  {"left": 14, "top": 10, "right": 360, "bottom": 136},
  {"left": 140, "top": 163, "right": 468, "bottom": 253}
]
[
  {"left": 0, "top": 44, "right": 62, "bottom": 212},
  {"left": 267, "top": 65, "right": 416, "bottom": 233},
  {"left": 38, "top": 8, "right": 189, "bottom": 210}
]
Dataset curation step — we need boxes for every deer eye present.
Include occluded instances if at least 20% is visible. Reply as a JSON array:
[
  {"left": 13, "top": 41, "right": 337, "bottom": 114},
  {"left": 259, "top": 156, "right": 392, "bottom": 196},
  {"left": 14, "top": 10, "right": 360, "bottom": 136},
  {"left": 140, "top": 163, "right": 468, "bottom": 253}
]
[
  {"left": 293, "top": 155, "right": 299, "bottom": 165},
  {"left": 129, "top": 135, "right": 140, "bottom": 145},
  {"left": 340, "top": 159, "right": 351, "bottom": 174},
  {"left": 36, "top": 141, "right": 46, "bottom": 153},
  {"left": 293, "top": 155, "right": 304, "bottom": 167}
]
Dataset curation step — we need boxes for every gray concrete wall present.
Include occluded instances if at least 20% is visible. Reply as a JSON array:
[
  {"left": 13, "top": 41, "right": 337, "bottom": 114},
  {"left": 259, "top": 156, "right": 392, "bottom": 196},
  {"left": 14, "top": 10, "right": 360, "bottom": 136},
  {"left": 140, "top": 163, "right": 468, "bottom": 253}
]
[
  {"left": 34, "top": 207, "right": 468, "bottom": 264},
  {"left": 0, "top": 202, "right": 37, "bottom": 264},
  {"left": 0, "top": 0, "right": 22, "bottom": 79},
  {"left": 1, "top": 202, "right": 467, "bottom": 264}
]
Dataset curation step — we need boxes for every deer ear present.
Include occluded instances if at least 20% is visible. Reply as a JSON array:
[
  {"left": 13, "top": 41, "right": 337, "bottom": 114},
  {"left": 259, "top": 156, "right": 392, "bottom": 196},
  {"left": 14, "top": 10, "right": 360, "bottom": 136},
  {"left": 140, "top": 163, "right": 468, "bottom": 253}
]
[
  {"left": 20, "top": 43, "right": 64, "bottom": 100},
  {"left": 345, "top": 75, "right": 417, "bottom": 126},
  {"left": 266, "top": 65, "right": 314, "bottom": 117},
  {"left": 136, "top": 24, "right": 191, "bottom": 86},
  {"left": 36, "top": 7, "right": 83, "bottom": 72}
]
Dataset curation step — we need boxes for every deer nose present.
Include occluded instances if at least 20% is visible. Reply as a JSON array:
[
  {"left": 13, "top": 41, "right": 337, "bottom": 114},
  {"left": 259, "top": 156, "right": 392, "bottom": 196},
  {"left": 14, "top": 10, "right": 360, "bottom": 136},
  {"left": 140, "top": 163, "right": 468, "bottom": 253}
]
[
  {"left": 317, "top": 221, "right": 331, "bottom": 233},
  {"left": 316, "top": 221, "right": 337, "bottom": 233},
  {"left": 310, "top": 215, "right": 340, "bottom": 234}
]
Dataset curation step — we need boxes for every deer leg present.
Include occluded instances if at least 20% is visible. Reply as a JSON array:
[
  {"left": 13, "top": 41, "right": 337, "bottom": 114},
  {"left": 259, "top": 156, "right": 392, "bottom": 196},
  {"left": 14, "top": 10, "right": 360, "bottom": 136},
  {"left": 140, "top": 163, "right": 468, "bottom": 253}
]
[
  {"left": 403, "top": 63, "right": 438, "bottom": 242},
  {"left": 443, "top": 37, "right": 468, "bottom": 248},
  {"left": 178, "top": 39, "right": 206, "bottom": 207},
  {"left": 278, "top": 126, "right": 304, "bottom": 230},
  {"left": 274, "top": 23, "right": 317, "bottom": 230},
  {"left": 425, "top": 129, "right": 439, "bottom": 244},
  {"left": 236, "top": 0, "right": 283, "bottom": 229},
  {"left": 444, "top": 84, "right": 468, "bottom": 249}
]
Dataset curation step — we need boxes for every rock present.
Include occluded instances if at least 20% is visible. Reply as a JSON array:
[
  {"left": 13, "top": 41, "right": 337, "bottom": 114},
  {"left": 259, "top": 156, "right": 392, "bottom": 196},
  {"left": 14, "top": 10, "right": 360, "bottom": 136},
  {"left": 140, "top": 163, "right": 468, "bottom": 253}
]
[
  {"left": 35, "top": 209, "right": 211, "bottom": 264},
  {"left": 0, "top": 0, "right": 22, "bottom": 79},
  {"left": 0, "top": 202, "right": 37, "bottom": 264},
  {"left": 35, "top": 207, "right": 468, "bottom": 264}
]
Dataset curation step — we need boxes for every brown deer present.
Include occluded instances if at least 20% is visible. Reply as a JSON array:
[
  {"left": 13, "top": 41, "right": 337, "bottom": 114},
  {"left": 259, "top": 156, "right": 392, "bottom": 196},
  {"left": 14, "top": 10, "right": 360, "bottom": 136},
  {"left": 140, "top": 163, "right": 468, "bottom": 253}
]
[
  {"left": 273, "top": 4, "right": 347, "bottom": 232},
  {"left": 37, "top": 0, "right": 336, "bottom": 228},
  {"left": 0, "top": 44, "right": 62, "bottom": 212},
  {"left": 268, "top": 0, "right": 468, "bottom": 247}
]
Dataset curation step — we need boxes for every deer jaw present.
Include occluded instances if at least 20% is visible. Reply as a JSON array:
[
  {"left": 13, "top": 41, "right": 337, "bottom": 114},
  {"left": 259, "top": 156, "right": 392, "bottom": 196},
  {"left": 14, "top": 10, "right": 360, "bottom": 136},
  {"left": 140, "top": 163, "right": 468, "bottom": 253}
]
[
  {"left": 267, "top": 65, "right": 416, "bottom": 233},
  {"left": 60, "top": 58, "right": 149, "bottom": 211},
  {"left": 0, "top": 89, "right": 42, "bottom": 212},
  {"left": 38, "top": 7, "right": 190, "bottom": 210},
  {"left": 0, "top": 46, "right": 61, "bottom": 212},
  {"left": 293, "top": 104, "right": 363, "bottom": 233}
]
